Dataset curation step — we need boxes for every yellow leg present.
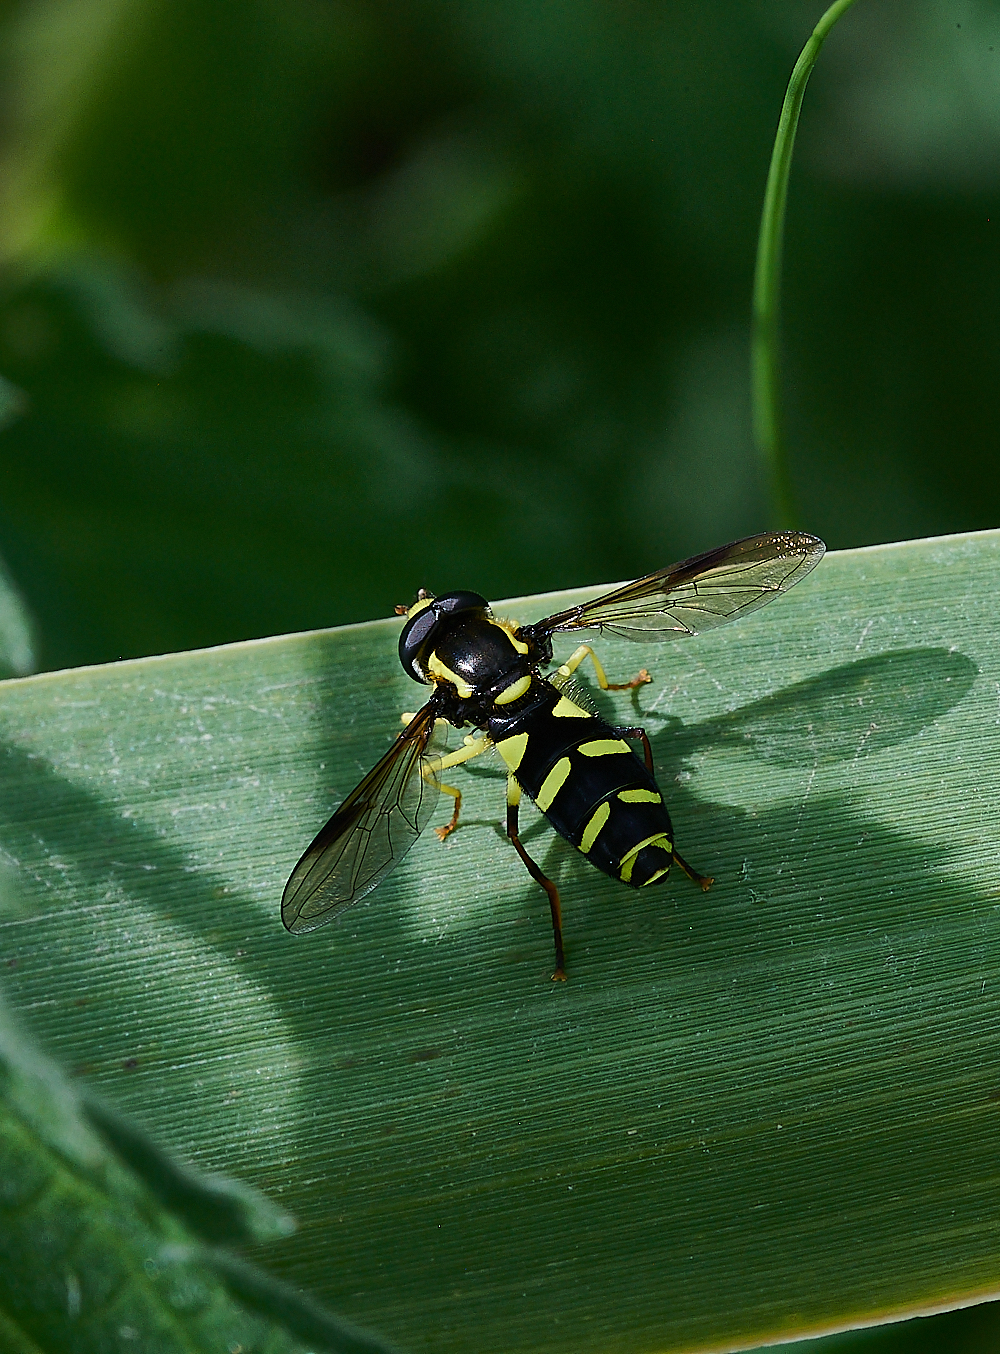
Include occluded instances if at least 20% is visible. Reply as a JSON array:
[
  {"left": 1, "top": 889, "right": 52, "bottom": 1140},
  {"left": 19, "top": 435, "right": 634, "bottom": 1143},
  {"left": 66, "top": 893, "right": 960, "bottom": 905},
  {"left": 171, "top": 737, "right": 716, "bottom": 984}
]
[
  {"left": 555, "top": 644, "right": 651, "bottom": 692},
  {"left": 421, "top": 733, "right": 493, "bottom": 841},
  {"left": 433, "top": 780, "right": 463, "bottom": 841}
]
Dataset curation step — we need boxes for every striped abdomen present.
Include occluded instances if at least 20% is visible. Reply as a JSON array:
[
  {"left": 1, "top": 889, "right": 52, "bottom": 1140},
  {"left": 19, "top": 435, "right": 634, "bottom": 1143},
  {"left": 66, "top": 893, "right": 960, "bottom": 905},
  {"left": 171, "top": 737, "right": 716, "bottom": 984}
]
[{"left": 488, "top": 679, "right": 674, "bottom": 888}]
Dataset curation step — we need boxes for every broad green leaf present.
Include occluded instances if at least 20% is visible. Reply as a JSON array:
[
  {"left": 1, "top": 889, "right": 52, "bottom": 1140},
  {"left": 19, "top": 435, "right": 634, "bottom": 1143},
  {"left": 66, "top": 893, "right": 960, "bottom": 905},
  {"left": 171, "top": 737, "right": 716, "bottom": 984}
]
[{"left": 0, "top": 529, "right": 998, "bottom": 1353}]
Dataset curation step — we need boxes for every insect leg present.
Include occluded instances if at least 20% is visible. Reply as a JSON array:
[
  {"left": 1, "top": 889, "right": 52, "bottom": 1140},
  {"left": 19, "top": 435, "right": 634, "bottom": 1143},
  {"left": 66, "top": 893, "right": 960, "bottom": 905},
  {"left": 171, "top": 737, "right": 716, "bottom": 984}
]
[
  {"left": 422, "top": 734, "right": 493, "bottom": 841},
  {"left": 555, "top": 643, "right": 651, "bottom": 692},
  {"left": 671, "top": 846, "right": 714, "bottom": 892},
  {"left": 506, "top": 774, "right": 567, "bottom": 982},
  {"left": 430, "top": 779, "right": 462, "bottom": 841},
  {"left": 610, "top": 724, "right": 654, "bottom": 774}
]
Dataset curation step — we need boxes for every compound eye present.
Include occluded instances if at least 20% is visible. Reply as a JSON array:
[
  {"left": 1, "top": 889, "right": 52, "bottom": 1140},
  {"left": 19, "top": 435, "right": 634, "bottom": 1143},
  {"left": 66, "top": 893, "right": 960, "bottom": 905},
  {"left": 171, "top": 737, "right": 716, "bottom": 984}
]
[
  {"left": 398, "top": 608, "right": 440, "bottom": 683},
  {"left": 433, "top": 590, "right": 489, "bottom": 616}
]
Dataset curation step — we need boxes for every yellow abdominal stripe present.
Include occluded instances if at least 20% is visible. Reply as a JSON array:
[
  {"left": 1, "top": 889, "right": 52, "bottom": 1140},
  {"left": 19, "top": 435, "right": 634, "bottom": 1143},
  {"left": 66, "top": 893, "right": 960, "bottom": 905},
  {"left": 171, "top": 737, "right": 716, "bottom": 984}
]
[
  {"left": 537, "top": 756, "right": 572, "bottom": 811},
  {"left": 642, "top": 865, "right": 672, "bottom": 886},
  {"left": 580, "top": 800, "right": 610, "bottom": 853},
  {"left": 497, "top": 732, "right": 529, "bottom": 770},
  {"left": 619, "top": 833, "right": 673, "bottom": 885},
  {"left": 579, "top": 739, "right": 630, "bottom": 757}
]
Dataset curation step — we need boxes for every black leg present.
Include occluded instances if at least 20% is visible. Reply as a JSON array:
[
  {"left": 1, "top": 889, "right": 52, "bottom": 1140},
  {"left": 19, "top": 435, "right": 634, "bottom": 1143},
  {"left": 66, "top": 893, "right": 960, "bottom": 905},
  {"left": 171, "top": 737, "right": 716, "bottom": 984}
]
[
  {"left": 613, "top": 724, "right": 654, "bottom": 774},
  {"left": 671, "top": 846, "right": 714, "bottom": 891},
  {"left": 506, "top": 796, "right": 567, "bottom": 980}
]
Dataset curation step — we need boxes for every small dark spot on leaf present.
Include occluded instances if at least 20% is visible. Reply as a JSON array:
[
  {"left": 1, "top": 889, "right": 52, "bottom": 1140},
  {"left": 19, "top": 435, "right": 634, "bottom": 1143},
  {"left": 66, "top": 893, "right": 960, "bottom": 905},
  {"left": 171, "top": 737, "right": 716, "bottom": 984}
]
[
  {"left": 6, "top": 958, "right": 16, "bottom": 968},
  {"left": 411, "top": 1048, "right": 442, "bottom": 1063},
  {"left": 337, "top": 1057, "right": 360, "bottom": 1070},
  {"left": 987, "top": 1088, "right": 1000, "bottom": 1102},
  {"left": 122, "top": 1057, "right": 139, "bottom": 1071}
]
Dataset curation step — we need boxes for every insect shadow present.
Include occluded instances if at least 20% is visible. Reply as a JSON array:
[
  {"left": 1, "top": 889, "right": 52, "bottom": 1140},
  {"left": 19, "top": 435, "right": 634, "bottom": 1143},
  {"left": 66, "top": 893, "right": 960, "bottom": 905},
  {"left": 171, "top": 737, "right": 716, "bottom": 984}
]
[
  {"left": 512, "top": 644, "right": 978, "bottom": 901},
  {"left": 659, "top": 645, "right": 978, "bottom": 770},
  {"left": 459, "top": 642, "right": 976, "bottom": 827}
]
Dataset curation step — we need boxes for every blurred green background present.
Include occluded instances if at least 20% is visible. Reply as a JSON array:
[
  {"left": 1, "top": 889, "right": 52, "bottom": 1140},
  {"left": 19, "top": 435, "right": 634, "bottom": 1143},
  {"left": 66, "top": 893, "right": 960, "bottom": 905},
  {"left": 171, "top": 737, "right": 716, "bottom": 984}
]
[
  {"left": 0, "top": 0, "right": 999, "bottom": 1348},
  {"left": 0, "top": 0, "right": 997, "bottom": 675}
]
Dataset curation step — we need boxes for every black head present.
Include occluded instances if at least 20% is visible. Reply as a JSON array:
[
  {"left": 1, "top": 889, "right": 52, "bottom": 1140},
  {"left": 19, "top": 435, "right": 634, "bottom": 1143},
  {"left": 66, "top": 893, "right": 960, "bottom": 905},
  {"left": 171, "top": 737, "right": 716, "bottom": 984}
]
[{"left": 398, "top": 590, "right": 490, "bottom": 683}]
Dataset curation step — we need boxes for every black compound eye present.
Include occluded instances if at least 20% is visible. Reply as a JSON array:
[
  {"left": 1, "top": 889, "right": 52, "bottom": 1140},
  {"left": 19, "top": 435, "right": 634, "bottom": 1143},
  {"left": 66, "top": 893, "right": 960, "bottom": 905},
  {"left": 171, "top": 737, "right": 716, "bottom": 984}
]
[
  {"left": 398, "top": 591, "right": 490, "bottom": 683},
  {"left": 398, "top": 608, "right": 439, "bottom": 682},
  {"left": 433, "top": 590, "right": 489, "bottom": 615}
]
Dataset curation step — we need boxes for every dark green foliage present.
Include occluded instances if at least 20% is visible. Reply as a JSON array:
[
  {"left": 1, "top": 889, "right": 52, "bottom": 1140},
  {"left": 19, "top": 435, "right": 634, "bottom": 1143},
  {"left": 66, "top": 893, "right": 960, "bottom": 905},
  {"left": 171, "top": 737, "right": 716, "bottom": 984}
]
[{"left": 0, "top": 1, "right": 995, "bottom": 670}]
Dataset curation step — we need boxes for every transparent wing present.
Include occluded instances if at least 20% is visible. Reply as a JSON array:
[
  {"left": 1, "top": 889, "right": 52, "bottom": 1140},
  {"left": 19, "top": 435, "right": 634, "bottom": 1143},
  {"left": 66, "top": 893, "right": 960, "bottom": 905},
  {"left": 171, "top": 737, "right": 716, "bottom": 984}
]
[
  {"left": 281, "top": 704, "right": 441, "bottom": 934},
  {"left": 530, "top": 532, "right": 825, "bottom": 642}
]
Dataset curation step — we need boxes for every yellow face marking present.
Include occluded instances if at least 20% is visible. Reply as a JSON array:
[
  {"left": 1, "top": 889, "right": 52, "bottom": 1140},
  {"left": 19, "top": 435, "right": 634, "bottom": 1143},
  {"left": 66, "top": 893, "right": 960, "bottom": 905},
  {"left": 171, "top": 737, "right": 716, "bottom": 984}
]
[
  {"left": 580, "top": 800, "right": 611, "bottom": 853},
  {"left": 618, "top": 788, "right": 662, "bottom": 803},
  {"left": 427, "top": 651, "right": 474, "bottom": 699},
  {"left": 552, "top": 696, "right": 591, "bottom": 718},
  {"left": 497, "top": 732, "right": 529, "bottom": 771},
  {"left": 406, "top": 595, "right": 434, "bottom": 620},
  {"left": 494, "top": 674, "right": 532, "bottom": 706},
  {"left": 490, "top": 617, "right": 529, "bottom": 655},
  {"left": 579, "top": 739, "right": 631, "bottom": 758},
  {"left": 536, "top": 756, "right": 572, "bottom": 812}
]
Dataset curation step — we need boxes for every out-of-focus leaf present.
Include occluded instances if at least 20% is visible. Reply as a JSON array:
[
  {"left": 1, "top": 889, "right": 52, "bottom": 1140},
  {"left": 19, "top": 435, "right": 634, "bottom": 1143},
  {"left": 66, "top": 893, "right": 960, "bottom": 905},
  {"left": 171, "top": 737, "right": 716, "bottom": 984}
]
[
  {"left": 0, "top": 370, "right": 34, "bottom": 678},
  {"left": 0, "top": 549, "right": 34, "bottom": 677},
  {"left": 80, "top": 1094, "right": 295, "bottom": 1247},
  {"left": 0, "top": 531, "right": 999, "bottom": 1352},
  {"left": 206, "top": 1251, "right": 407, "bottom": 1354},
  {"left": 0, "top": 871, "right": 399, "bottom": 1353},
  {"left": 1, "top": 1, "right": 999, "bottom": 674},
  {"left": 0, "top": 996, "right": 300, "bottom": 1351}
]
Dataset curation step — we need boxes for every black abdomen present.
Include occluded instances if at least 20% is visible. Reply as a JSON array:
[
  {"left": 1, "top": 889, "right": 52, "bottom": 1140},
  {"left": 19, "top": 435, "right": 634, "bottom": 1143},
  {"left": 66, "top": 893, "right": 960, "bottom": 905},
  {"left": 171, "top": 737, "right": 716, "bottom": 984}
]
[{"left": 489, "top": 679, "right": 674, "bottom": 888}]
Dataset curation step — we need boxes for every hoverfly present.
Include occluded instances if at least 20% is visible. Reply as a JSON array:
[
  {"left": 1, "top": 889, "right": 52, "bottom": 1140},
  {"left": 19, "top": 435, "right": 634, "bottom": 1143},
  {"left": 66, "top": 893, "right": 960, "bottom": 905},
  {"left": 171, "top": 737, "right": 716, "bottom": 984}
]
[{"left": 281, "top": 531, "right": 825, "bottom": 979}]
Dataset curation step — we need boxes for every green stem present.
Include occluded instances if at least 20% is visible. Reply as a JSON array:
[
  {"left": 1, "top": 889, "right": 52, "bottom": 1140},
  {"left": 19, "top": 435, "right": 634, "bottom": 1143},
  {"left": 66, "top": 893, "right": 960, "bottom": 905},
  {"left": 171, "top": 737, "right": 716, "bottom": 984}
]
[{"left": 751, "top": 0, "right": 860, "bottom": 528}]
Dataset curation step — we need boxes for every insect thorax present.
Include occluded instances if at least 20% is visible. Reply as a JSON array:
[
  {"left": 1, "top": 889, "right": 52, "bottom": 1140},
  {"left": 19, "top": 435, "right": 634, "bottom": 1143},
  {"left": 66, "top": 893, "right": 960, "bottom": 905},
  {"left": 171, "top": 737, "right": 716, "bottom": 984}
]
[{"left": 424, "top": 614, "right": 539, "bottom": 716}]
